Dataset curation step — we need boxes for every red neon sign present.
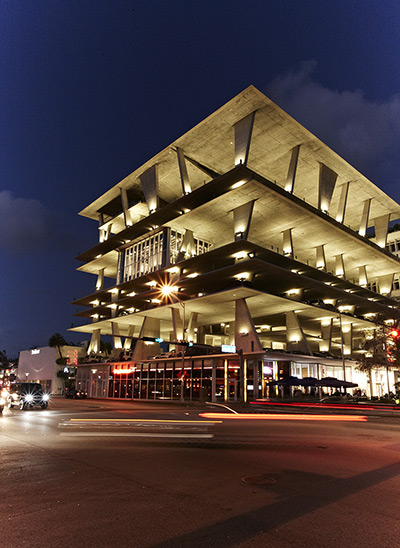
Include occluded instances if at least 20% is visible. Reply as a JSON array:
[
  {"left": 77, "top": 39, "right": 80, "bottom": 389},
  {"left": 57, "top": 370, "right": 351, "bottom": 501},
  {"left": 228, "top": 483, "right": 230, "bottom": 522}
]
[{"left": 113, "top": 367, "right": 135, "bottom": 374}]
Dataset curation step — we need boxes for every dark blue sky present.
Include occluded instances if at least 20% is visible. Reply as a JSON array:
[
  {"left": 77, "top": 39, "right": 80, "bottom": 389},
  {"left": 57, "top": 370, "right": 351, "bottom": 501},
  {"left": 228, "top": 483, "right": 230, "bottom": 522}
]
[{"left": 1, "top": 0, "right": 399, "bottom": 358}]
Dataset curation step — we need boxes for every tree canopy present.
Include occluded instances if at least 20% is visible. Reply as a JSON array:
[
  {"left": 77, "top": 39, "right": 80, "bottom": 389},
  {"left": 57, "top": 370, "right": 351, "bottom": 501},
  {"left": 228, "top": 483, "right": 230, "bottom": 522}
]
[{"left": 48, "top": 333, "right": 68, "bottom": 348}]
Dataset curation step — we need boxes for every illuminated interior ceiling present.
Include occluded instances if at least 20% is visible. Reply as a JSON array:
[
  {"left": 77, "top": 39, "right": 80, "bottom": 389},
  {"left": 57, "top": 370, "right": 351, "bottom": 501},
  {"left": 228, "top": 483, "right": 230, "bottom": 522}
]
[
  {"left": 71, "top": 285, "right": 375, "bottom": 341},
  {"left": 79, "top": 86, "right": 400, "bottom": 226},
  {"left": 77, "top": 172, "right": 400, "bottom": 281}
]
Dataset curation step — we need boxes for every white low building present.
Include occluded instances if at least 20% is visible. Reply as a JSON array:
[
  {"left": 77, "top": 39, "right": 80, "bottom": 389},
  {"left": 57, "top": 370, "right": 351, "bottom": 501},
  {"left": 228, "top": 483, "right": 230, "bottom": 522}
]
[{"left": 18, "top": 346, "right": 86, "bottom": 394}]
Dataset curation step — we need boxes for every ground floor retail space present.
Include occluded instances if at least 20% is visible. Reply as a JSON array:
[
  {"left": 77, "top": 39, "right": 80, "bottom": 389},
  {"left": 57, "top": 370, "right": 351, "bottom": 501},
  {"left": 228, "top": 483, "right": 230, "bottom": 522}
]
[{"left": 75, "top": 352, "right": 396, "bottom": 402}]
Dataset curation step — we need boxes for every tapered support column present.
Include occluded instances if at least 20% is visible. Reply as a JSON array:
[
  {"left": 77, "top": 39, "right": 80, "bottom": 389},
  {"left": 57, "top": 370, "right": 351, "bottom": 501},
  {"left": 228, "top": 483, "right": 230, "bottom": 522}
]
[
  {"left": 120, "top": 187, "right": 132, "bottom": 228},
  {"left": 123, "top": 325, "right": 136, "bottom": 350},
  {"left": 234, "top": 112, "right": 255, "bottom": 166},
  {"left": 233, "top": 200, "right": 255, "bottom": 240},
  {"left": 131, "top": 317, "right": 161, "bottom": 361},
  {"left": 286, "top": 311, "right": 312, "bottom": 355},
  {"left": 359, "top": 199, "right": 371, "bottom": 236},
  {"left": 320, "top": 319, "right": 332, "bottom": 352},
  {"left": 342, "top": 323, "right": 353, "bottom": 356},
  {"left": 111, "top": 323, "right": 123, "bottom": 359},
  {"left": 282, "top": 228, "right": 294, "bottom": 257},
  {"left": 176, "top": 147, "right": 192, "bottom": 195},
  {"left": 285, "top": 145, "right": 300, "bottom": 193},
  {"left": 140, "top": 165, "right": 159, "bottom": 213},
  {"left": 336, "top": 182, "right": 349, "bottom": 223},
  {"left": 378, "top": 273, "right": 394, "bottom": 296},
  {"left": 359, "top": 266, "right": 368, "bottom": 287},
  {"left": 316, "top": 245, "right": 326, "bottom": 270},
  {"left": 234, "top": 298, "right": 262, "bottom": 353},
  {"left": 186, "top": 312, "right": 198, "bottom": 343},
  {"left": 318, "top": 163, "right": 338, "bottom": 213},
  {"left": 374, "top": 214, "right": 390, "bottom": 249},
  {"left": 87, "top": 329, "right": 101, "bottom": 355},
  {"left": 335, "top": 254, "right": 345, "bottom": 278},
  {"left": 96, "top": 268, "right": 105, "bottom": 291}
]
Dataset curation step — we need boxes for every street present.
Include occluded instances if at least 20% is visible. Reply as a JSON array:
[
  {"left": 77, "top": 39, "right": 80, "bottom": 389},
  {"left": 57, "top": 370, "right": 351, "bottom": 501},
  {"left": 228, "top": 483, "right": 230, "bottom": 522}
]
[{"left": 1, "top": 398, "right": 400, "bottom": 548}]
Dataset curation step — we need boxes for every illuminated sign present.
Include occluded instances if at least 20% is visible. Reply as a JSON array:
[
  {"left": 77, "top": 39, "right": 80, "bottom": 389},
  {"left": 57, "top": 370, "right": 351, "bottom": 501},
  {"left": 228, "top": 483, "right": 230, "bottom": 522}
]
[
  {"left": 113, "top": 367, "right": 135, "bottom": 375},
  {"left": 31, "top": 349, "right": 40, "bottom": 355},
  {"left": 221, "top": 344, "right": 236, "bottom": 353}
]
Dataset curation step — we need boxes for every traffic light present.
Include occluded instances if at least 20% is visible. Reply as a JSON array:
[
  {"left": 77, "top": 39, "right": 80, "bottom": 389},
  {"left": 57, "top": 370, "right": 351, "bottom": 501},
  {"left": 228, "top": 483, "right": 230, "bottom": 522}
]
[{"left": 391, "top": 329, "right": 399, "bottom": 339}]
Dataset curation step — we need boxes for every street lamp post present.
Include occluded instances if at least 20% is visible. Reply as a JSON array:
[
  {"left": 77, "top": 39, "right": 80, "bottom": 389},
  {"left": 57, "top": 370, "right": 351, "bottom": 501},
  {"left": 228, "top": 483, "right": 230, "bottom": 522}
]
[{"left": 159, "top": 283, "right": 187, "bottom": 403}]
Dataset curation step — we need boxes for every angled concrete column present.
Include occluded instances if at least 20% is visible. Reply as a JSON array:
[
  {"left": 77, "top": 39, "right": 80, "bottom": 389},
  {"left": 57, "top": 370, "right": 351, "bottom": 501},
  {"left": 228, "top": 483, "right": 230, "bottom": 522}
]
[
  {"left": 187, "top": 312, "right": 198, "bottom": 343},
  {"left": 316, "top": 245, "right": 326, "bottom": 270},
  {"left": 285, "top": 144, "right": 301, "bottom": 193},
  {"left": 177, "top": 229, "right": 195, "bottom": 262},
  {"left": 359, "top": 265, "right": 368, "bottom": 287},
  {"left": 374, "top": 214, "right": 390, "bottom": 248},
  {"left": 96, "top": 268, "right": 105, "bottom": 291},
  {"left": 131, "top": 317, "right": 161, "bottom": 361},
  {"left": 335, "top": 254, "right": 345, "bottom": 278},
  {"left": 359, "top": 199, "right": 371, "bottom": 236},
  {"left": 176, "top": 147, "right": 191, "bottom": 195},
  {"left": 233, "top": 200, "right": 255, "bottom": 240},
  {"left": 282, "top": 228, "right": 294, "bottom": 257},
  {"left": 116, "top": 251, "right": 124, "bottom": 285},
  {"left": 336, "top": 182, "right": 350, "bottom": 223},
  {"left": 378, "top": 273, "right": 394, "bottom": 296},
  {"left": 234, "top": 112, "right": 255, "bottom": 166},
  {"left": 234, "top": 298, "right": 262, "bottom": 353},
  {"left": 140, "top": 165, "right": 159, "bottom": 213},
  {"left": 99, "top": 223, "right": 112, "bottom": 243},
  {"left": 171, "top": 308, "right": 183, "bottom": 341},
  {"left": 111, "top": 323, "right": 123, "bottom": 359},
  {"left": 120, "top": 187, "right": 132, "bottom": 228},
  {"left": 320, "top": 319, "right": 332, "bottom": 352},
  {"left": 124, "top": 325, "right": 136, "bottom": 350},
  {"left": 342, "top": 323, "right": 353, "bottom": 356},
  {"left": 318, "top": 163, "right": 338, "bottom": 213},
  {"left": 110, "top": 289, "right": 119, "bottom": 318},
  {"left": 286, "top": 311, "right": 312, "bottom": 355},
  {"left": 87, "top": 329, "right": 101, "bottom": 355}
]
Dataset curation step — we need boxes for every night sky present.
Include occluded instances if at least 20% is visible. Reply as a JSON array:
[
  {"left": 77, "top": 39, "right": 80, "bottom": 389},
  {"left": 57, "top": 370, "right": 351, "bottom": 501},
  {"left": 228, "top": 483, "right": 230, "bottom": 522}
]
[{"left": 1, "top": 0, "right": 399, "bottom": 358}]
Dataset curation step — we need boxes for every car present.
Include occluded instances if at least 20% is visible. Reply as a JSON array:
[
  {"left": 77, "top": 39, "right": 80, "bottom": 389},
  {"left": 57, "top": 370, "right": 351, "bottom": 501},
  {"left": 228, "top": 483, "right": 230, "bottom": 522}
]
[
  {"left": 0, "top": 388, "right": 7, "bottom": 414},
  {"left": 7, "top": 383, "right": 50, "bottom": 410},
  {"left": 65, "top": 388, "right": 87, "bottom": 399}
]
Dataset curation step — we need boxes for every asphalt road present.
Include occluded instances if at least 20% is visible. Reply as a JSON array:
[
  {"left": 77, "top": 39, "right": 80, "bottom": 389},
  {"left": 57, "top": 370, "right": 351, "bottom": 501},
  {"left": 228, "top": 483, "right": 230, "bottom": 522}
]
[{"left": 1, "top": 397, "right": 400, "bottom": 548}]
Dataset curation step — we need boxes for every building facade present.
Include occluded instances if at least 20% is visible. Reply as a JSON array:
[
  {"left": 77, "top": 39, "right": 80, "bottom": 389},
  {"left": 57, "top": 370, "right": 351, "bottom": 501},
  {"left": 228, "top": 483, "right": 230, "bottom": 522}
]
[
  {"left": 18, "top": 345, "right": 86, "bottom": 394},
  {"left": 72, "top": 86, "right": 400, "bottom": 401}
]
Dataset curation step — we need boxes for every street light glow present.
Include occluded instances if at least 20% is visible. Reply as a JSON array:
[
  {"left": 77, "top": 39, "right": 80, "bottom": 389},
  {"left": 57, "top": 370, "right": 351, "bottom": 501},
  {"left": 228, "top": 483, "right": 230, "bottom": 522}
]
[{"left": 159, "top": 284, "right": 178, "bottom": 297}]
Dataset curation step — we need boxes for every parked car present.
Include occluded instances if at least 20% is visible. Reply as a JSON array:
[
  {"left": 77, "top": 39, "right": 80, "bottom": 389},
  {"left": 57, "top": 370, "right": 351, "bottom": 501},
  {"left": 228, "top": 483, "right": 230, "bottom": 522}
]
[
  {"left": 65, "top": 388, "right": 87, "bottom": 399},
  {"left": 7, "top": 383, "right": 50, "bottom": 410}
]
